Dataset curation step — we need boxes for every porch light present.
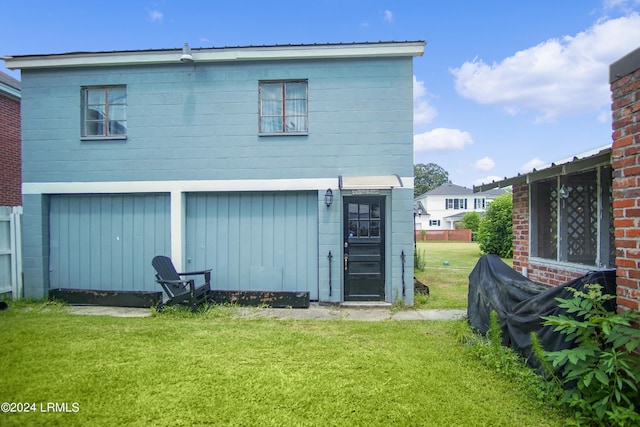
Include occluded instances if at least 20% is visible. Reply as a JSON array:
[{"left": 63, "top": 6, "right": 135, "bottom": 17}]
[
  {"left": 324, "top": 189, "right": 333, "bottom": 208},
  {"left": 559, "top": 184, "right": 569, "bottom": 199}
]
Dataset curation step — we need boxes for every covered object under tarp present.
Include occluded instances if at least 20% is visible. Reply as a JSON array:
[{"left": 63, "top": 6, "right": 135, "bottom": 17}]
[{"left": 467, "top": 255, "right": 616, "bottom": 367}]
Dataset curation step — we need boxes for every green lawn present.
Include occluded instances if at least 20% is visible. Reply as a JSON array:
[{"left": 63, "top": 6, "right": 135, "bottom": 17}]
[
  {"left": 414, "top": 242, "right": 512, "bottom": 309},
  {"left": 0, "top": 304, "right": 565, "bottom": 426}
]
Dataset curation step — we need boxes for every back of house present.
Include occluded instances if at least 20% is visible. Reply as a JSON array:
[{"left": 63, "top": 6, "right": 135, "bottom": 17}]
[{"left": 5, "top": 41, "right": 424, "bottom": 305}]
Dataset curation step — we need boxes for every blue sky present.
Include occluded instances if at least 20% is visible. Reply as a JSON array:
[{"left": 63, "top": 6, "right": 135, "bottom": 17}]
[{"left": 2, "top": 0, "right": 640, "bottom": 188}]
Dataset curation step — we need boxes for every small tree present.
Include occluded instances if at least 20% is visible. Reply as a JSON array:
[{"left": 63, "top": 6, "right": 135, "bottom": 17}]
[
  {"left": 477, "top": 193, "right": 512, "bottom": 258},
  {"left": 462, "top": 211, "right": 481, "bottom": 240},
  {"left": 414, "top": 163, "right": 450, "bottom": 197}
]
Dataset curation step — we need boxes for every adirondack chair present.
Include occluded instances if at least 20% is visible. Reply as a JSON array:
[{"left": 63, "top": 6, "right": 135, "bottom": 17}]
[{"left": 152, "top": 256, "right": 212, "bottom": 312}]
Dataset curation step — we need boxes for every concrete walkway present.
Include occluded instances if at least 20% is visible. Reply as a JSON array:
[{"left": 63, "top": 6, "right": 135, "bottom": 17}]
[{"left": 65, "top": 303, "right": 466, "bottom": 321}]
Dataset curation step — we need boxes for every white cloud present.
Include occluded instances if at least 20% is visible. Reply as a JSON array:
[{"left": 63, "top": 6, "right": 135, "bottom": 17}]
[
  {"left": 474, "top": 157, "right": 495, "bottom": 171},
  {"left": 605, "top": 0, "right": 640, "bottom": 11},
  {"left": 383, "top": 10, "right": 393, "bottom": 23},
  {"left": 413, "top": 76, "right": 437, "bottom": 127},
  {"left": 473, "top": 176, "right": 504, "bottom": 187},
  {"left": 147, "top": 9, "right": 164, "bottom": 23},
  {"left": 451, "top": 13, "right": 640, "bottom": 122},
  {"left": 414, "top": 128, "right": 473, "bottom": 152},
  {"left": 520, "top": 158, "right": 547, "bottom": 173}
]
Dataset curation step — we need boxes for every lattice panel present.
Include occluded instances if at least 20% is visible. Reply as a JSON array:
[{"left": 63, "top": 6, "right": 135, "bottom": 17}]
[
  {"left": 547, "top": 187, "right": 558, "bottom": 256},
  {"left": 566, "top": 183, "right": 597, "bottom": 262}
]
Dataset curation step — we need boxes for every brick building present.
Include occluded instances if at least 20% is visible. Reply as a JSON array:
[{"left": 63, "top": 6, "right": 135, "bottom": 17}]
[
  {"left": 611, "top": 47, "right": 640, "bottom": 311},
  {"left": 0, "top": 71, "right": 21, "bottom": 207},
  {"left": 476, "top": 47, "right": 640, "bottom": 313}
]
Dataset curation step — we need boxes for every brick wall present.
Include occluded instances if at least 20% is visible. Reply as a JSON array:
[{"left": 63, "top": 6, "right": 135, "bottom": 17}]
[
  {"left": 611, "top": 48, "right": 640, "bottom": 312},
  {"left": 511, "top": 183, "right": 529, "bottom": 274},
  {"left": 0, "top": 93, "right": 21, "bottom": 206}
]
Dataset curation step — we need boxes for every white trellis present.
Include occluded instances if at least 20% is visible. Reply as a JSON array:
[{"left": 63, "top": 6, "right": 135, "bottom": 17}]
[{"left": 0, "top": 206, "right": 22, "bottom": 299}]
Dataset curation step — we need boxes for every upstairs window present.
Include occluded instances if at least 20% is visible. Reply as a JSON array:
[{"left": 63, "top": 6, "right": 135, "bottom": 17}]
[
  {"left": 82, "top": 86, "right": 127, "bottom": 138},
  {"left": 259, "top": 81, "right": 308, "bottom": 134},
  {"left": 474, "top": 197, "right": 486, "bottom": 209},
  {"left": 445, "top": 198, "right": 467, "bottom": 210}
]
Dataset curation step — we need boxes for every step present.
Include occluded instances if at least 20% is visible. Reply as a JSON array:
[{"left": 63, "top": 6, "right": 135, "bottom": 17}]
[{"left": 339, "top": 301, "right": 392, "bottom": 309}]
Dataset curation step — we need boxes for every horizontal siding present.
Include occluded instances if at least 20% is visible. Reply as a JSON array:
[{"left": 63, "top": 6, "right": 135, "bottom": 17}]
[
  {"left": 185, "top": 192, "right": 318, "bottom": 299},
  {"left": 49, "top": 194, "right": 170, "bottom": 291},
  {"left": 22, "top": 57, "right": 414, "bottom": 184}
]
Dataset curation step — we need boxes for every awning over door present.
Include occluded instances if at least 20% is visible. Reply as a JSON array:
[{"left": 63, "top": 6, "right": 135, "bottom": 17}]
[{"left": 339, "top": 175, "right": 403, "bottom": 190}]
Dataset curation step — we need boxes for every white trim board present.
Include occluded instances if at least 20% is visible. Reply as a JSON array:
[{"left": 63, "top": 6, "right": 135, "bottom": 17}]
[
  {"left": 5, "top": 42, "right": 425, "bottom": 70},
  {"left": 23, "top": 177, "right": 414, "bottom": 195}
]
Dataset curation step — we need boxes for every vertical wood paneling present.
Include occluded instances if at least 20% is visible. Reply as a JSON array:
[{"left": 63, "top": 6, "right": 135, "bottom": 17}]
[
  {"left": 49, "top": 194, "right": 170, "bottom": 291},
  {"left": 185, "top": 192, "right": 318, "bottom": 299}
]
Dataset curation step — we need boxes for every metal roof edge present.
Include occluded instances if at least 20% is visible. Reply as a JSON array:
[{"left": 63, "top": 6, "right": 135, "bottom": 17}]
[
  {"left": 0, "top": 81, "right": 20, "bottom": 100},
  {"left": 474, "top": 146, "right": 612, "bottom": 193},
  {"left": 4, "top": 41, "right": 426, "bottom": 70}
]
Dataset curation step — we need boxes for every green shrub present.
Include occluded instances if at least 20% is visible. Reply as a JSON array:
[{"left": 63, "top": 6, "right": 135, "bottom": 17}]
[
  {"left": 414, "top": 249, "right": 427, "bottom": 271},
  {"left": 539, "top": 285, "right": 640, "bottom": 426},
  {"left": 477, "top": 193, "right": 512, "bottom": 258},
  {"left": 462, "top": 211, "right": 481, "bottom": 232},
  {"left": 458, "top": 312, "right": 561, "bottom": 404}
]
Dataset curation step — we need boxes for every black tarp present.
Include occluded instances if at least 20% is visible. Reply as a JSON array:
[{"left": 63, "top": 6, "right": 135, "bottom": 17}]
[{"left": 467, "top": 254, "right": 616, "bottom": 367}]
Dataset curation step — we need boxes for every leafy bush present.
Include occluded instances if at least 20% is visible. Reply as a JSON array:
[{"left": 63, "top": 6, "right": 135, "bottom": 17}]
[
  {"left": 477, "top": 193, "right": 512, "bottom": 258},
  {"left": 462, "top": 211, "right": 481, "bottom": 231},
  {"left": 462, "top": 211, "right": 481, "bottom": 241},
  {"left": 539, "top": 285, "right": 640, "bottom": 426}
]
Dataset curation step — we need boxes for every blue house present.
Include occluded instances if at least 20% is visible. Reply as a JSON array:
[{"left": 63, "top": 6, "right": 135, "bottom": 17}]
[{"left": 4, "top": 41, "right": 424, "bottom": 305}]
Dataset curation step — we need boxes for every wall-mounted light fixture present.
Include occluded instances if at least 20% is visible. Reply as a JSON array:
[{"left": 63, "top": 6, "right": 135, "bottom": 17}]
[
  {"left": 559, "top": 184, "right": 569, "bottom": 199},
  {"left": 180, "top": 42, "right": 194, "bottom": 62},
  {"left": 324, "top": 189, "right": 333, "bottom": 208}
]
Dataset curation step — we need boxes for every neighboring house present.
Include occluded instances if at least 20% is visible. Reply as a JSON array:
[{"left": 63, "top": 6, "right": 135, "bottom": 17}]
[
  {"left": 4, "top": 41, "right": 425, "bottom": 305},
  {"left": 0, "top": 70, "right": 21, "bottom": 207},
  {"left": 475, "top": 46, "right": 640, "bottom": 313},
  {"left": 0, "top": 70, "right": 22, "bottom": 299},
  {"left": 414, "top": 183, "right": 506, "bottom": 230}
]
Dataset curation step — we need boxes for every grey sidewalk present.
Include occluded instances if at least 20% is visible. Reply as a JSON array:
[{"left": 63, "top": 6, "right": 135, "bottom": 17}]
[{"left": 66, "top": 302, "right": 466, "bottom": 321}]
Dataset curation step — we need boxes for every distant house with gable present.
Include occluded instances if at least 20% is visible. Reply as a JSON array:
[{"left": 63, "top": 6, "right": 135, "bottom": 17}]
[
  {"left": 0, "top": 70, "right": 22, "bottom": 299},
  {"left": 414, "top": 183, "right": 507, "bottom": 232},
  {"left": 0, "top": 70, "right": 21, "bottom": 207}
]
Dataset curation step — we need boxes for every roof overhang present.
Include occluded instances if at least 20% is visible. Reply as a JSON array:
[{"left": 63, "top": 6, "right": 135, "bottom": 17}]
[
  {"left": 339, "top": 175, "right": 403, "bottom": 190},
  {"left": 0, "top": 81, "right": 20, "bottom": 100},
  {"left": 3, "top": 41, "right": 426, "bottom": 70},
  {"left": 474, "top": 146, "right": 612, "bottom": 193}
]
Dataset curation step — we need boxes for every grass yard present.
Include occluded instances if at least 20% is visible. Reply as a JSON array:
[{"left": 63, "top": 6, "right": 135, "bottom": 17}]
[
  {"left": 0, "top": 304, "right": 565, "bottom": 426},
  {"left": 414, "top": 242, "right": 512, "bottom": 309}
]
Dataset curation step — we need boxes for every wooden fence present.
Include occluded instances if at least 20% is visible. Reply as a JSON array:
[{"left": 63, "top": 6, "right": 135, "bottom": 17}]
[{"left": 415, "top": 229, "right": 472, "bottom": 242}]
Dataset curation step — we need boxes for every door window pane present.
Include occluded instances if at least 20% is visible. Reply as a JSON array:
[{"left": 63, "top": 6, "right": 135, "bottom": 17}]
[
  {"left": 349, "top": 204, "right": 358, "bottom": 220},
  {"left": 371, "top": 204, "right": 380, "bottom": 219},
  {"left": 349, "top": 221, "right": 358, "bottom": 237},
  {"left": 370, "top": 220, "right": 380, "bottom": 237},
  {"left": 359, "top": 204, "right": 369, "bottom": 219},
  {"left": 359, "top": 221, "right": 369, "bottom": 237}
]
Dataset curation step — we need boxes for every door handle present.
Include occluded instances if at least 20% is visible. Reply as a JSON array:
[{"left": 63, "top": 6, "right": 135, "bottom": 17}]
[{"left": 344, "top": 254, "right": 348, "bottom": 271}]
